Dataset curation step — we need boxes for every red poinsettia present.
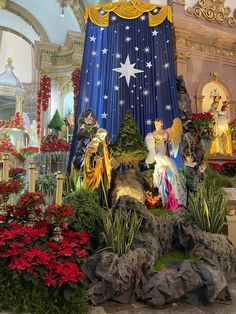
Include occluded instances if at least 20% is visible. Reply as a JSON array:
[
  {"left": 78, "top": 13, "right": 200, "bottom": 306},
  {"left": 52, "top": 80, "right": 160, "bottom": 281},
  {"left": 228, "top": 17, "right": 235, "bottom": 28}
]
[
  {"left": 191, "top": 112, "right": 215, "bottom": 140},
  {"left": 0, "top": 112, "right": 24, "bottom": 129},
  {"left": 40, "top": 135, "right": 70, "bottom": 152},
  {"left": 0, "top": 180, "right": 22, "bottom": 196}
]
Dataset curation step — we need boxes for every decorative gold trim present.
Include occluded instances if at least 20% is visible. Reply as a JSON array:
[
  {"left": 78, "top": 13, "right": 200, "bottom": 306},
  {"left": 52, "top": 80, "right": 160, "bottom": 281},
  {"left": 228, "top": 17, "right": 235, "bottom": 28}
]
[
  {"left": 0, "top": 0, "right": 6, "bottom": 9},
  {"left": 188, "top": 0, "right": 236, "bottom": 27},
  {"left": 71, "top": 5, "right": 86, "bottom": 32},
  {"left": 85, "top": 0, "right": 172, "bottom": 27},
  {"left": 0, "top": 26, "right": 33, "bottom": 45},
  {"left": 210, "top": 72, "right": 220, "bottom": 81},
  {"left": 6, "top": 0, "right": 49, "bottom": 41}
]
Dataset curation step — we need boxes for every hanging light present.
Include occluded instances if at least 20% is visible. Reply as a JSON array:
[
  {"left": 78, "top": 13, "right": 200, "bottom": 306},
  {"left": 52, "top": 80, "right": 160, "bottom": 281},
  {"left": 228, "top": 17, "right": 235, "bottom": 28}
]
[{"left": 56, "top": 0, "right": 79, "bottom": 17}]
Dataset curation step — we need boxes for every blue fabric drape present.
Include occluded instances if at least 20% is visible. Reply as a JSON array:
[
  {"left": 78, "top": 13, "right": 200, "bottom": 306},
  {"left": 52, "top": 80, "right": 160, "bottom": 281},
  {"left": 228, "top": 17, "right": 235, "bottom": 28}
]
[{"left": 69, "top": 12, "right": 181, "bottom": 171}]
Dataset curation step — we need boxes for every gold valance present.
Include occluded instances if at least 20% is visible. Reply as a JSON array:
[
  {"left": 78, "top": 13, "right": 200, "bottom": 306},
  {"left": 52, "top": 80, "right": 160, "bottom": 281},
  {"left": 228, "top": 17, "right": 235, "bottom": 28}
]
[{"left": 85, "top": 0, "right": 172, "bottom": 27}]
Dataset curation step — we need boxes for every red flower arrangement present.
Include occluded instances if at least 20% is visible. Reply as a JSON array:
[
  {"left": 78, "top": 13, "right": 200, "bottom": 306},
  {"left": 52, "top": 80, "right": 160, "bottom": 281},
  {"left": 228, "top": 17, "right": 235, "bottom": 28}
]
[
  {"left": 0, "top": 198, "right": 89, "bottom": 292},
  {"left": 0, "top": 134, "right": 17, "bottom": 157},
  {"left": 0, "top": 180, "right": 22, "bottom": 196},
  {"left": 9, "top": 167, "right": 27, "bottom": 181},
  {"left": 40, "top": 135, "right": 70, "bottom": 152},
  {"left": 37, "top": 75, "right": 51, "bottom": 136},
  {"left": 0, "top": 112, "right": 24, "bottom": 129},
  {"left": 209, "top": 161, "right": 236, "bottom": 177},
  {"left": 191, "top": 112, "right": 215, "bottom": 141},
  {"left": 71, "top": 68, "right": 80, "bottom": 114}
]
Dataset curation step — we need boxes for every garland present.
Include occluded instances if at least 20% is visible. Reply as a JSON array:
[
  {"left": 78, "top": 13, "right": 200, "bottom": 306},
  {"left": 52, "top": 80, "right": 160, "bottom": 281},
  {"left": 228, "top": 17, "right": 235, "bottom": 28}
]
[
  {"left": 37, "top": 75, "right": 51, "bottom": 136},
  {"left": 71, "top": 68, "right": 80, "bottom": 114},
  {"left": 0, "top": 112, "right": 24, "bottom": 129}
]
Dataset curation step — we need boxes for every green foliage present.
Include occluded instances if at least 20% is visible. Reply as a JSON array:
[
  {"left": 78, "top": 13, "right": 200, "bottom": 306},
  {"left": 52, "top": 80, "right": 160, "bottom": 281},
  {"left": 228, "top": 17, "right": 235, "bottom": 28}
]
[
  {"left": 102, "top": 207, "right": 142, "bottom": 256},
  {"left": 187, "top": 181, "right": 227, "bottom": 234},
  {"left": 36, "top": 173, "right": 57, "bottom": 198},
  {"left": 204, "top": 167, "right": 235, "bottom": 189},
  {"left": 150, "top": 208, "right": 173, "bottom": 217},
  {"left": 0, "top": 273, "right": 89, "bottom": 314},
  {"left": 48, "top": 109, "right": 63, "bottom": 131},
  {"left": 153, "top": 250, "right": 202, "bottom": 272},
  {"left": 63, "top": 165, "right": 81, "bottom": 196},
  {"left": 64, "top": 189, "right": 102, "bottom": 235},
  {"left": 113, "top": 111, "right": 147, "bottom": 167}
]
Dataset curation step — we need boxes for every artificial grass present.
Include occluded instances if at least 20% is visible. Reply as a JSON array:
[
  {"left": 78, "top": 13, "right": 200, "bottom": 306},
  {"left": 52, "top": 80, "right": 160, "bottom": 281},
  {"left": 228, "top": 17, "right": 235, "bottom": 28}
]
[{"left": 153, "top": 250, "right": 202, "bottom": 272}]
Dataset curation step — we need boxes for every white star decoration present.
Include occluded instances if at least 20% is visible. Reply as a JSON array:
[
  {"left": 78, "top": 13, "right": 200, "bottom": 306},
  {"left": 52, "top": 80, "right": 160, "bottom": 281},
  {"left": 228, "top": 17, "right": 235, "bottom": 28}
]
[
  {"left": 165, "top": 104, "right": 172, "bottom": 111},
  {"left": 112, "top": 55, "right": 144, "bottom": 86},
  {"left": 97, "top": 81, "right": 101, "bottom": 86},
  {"left": 143, "top": 89, "right": 149, "bottom": 96},
  {"left": 84, "top": 97, "right": 89, "bottom": 103},
  {"left": 163, "top": 62, "right": 170, "bottom": 69},
  {"left": 103, "top": 95, "right": 108, "bottom": 100},
  {"left": 119, "top": 100, "right": 125, "bottom": 106},
  {"left": 115, "top": 53, "right": 122, "bottom": 59},
  {"left": 140, "top": 15, "right": 146, "bottom": 21},
  {"left": 111, "top": 15, "right": 117, "bottom": 21},
  {"left": 102, "top": 48, "right": 108, "bottom": 54},
  {"left": 101, "top": 27, "right": 104, "bottom": 31},
  {"left": 91, "top": 51, "right": 97, "bottom": 56},
  {"left": 114, "top": 85, "right": 119, "bottom": 91},
  {"left": 146, "top": 61, "right": 152, "bottom": 68},
  {"left": 125, "top": 25, "right": 130, "bottom": 30},
  {"left": 152, "top": 30, "right": 158, "bottom": 36},
  {"left": 134, "top": 47, "right": 139, "bottom": 51},
  {"left": 90, "top": 36, "right": 96, "bottom": 42},
  {"left": 144, "top": 47, "right": 150, "bottom": 53},
  {"left": 101, "top": 112, "right": 108, "bottom": 119},
  {"left": 155, "top": 80, "right": 161, "bottom": 87},
  {"left": 125, "top": 37, "right": 132, "bottom": 42},
  {"left": 145, "top": 119, "right": 152, "bottom": 125}
]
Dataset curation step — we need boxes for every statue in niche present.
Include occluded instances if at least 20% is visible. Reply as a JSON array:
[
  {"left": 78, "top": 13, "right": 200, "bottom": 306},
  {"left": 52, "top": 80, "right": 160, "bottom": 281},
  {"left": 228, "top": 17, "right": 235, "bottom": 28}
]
[
  {"left": 153, "top": 154, "right": 187, "bottom": 210},
  {"left": 83, "top": 128, "right": 112, "bottom": 207},
  {"left": 28, "top": 120, "right": 39, "bottom": 147},
  {"left": 208, "top": 95, "right": 221, "bottom": 118},
  {"left": 176, "top": 75, "right": 192, "bottom": 121},
  {"left": 210, "top": 100, "right": 233, "bottom": 155}
]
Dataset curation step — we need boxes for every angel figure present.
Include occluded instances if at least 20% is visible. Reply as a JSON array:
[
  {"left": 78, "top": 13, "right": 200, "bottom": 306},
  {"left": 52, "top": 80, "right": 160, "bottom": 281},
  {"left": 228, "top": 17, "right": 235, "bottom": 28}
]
[
  {"left": 83, "top": 128, "right": 112, "bottom": 207},
  {"left": 145, "top": 118, "right": 183, "bottom": 168},
  {"left": 153, "top": 154, "right": 187, "bottom": 210}
]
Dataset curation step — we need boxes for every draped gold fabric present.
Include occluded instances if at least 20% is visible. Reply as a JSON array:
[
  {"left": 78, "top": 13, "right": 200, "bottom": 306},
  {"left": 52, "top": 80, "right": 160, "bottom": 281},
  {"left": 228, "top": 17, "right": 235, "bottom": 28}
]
[{"left": 85, "top": 0, "right": 172, "bottom": 27}]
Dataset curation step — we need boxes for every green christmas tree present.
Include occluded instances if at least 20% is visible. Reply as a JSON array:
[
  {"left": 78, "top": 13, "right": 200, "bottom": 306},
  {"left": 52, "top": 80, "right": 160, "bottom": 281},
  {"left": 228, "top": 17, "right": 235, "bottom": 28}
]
[
  {"left": 48, "top": 109, "right": 63, "bottom": 131},
  {"left": 113, "top": 111, "right": 147, "bottom": 167}
]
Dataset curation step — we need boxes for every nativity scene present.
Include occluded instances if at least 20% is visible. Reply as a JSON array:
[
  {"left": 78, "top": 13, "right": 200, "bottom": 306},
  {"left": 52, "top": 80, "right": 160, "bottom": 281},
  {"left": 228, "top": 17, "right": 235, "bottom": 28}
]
[{"left": 1, "top": 0, "right": 236, "bottom": 313}]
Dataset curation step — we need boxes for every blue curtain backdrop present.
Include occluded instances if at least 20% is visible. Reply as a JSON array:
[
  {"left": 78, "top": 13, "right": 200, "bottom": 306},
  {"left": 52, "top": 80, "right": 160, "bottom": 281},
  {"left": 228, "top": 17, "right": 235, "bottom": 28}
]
[{"left": 69, "top": 10, "right": 181, "bottom": 170}]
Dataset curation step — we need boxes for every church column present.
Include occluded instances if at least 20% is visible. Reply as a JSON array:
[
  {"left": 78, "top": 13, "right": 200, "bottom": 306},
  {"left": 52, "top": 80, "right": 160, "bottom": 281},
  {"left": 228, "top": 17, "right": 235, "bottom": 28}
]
[
  {"left": 195, "top": 95, "right": 205, "bottom": 113},
  {"left": 175, "top": 51, "right": 190, "bottom": 78}
]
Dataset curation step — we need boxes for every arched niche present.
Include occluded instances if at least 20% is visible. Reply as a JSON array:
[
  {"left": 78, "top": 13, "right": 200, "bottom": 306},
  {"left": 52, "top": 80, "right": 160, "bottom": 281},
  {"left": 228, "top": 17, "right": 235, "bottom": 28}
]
[
  {"left": 63, "top": 92, "right": 74, "bottom": 118},
  {"left": 195, "top": 75, "right": 233, "bottom": 114},
  {"left": 202, "top": 81, "right": 229, "bottom": 112}
]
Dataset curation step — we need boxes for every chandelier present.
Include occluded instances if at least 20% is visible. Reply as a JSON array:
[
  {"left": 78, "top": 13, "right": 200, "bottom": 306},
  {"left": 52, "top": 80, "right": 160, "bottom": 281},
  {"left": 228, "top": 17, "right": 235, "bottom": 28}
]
[{"left": 56, "top": 0, "right": 79, "bottom": 17}]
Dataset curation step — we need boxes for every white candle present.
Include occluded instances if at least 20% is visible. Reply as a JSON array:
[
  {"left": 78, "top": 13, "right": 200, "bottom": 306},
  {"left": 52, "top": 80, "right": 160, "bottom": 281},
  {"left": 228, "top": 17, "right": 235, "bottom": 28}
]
[
  {"left": 2, "top": 154, "right": 9, "bottom": 182},
  {"left": 29, "top": 163, "right": 36, "bottom": 193},
  {"left": 56, "top": 171, "right": 63, "bottom": 206}
]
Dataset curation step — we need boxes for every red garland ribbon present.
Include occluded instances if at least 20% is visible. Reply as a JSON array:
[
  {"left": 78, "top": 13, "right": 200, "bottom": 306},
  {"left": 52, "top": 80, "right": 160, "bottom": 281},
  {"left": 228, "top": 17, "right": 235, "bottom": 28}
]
[
  {"left": 71, "top": 69, "right": 80, "bottom": 114},
  {"left": 36, "top": 75, "right": 51, "bottom": 136}
]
